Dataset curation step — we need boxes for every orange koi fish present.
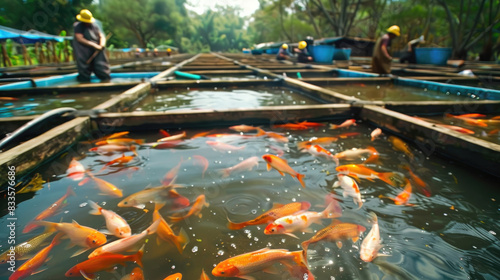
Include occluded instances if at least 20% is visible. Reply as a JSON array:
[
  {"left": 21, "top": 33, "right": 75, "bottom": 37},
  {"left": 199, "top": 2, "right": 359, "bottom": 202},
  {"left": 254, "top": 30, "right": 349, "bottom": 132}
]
[
  {"left": 336, "top": 132, "right": 361, "bottom": 138},
  {"left": 192, "top": 155, "right": 209, "bottom": 178},
  {"left": 297, "top": 137, "right": 338, "bottom": 150},
  {"left": 264, "top": 202, "right": 341, "bottom": 238},
  {"left": 89, "top": 144, "right": 138, "bottom": 156},
  {"left": 118, "top": 185, "right": 190, "bottom": 210},
  {"left": 264, "top": 131, "right": 289, "bottom": 143},
  {"left": 296, "top": 121, "right": 325, "bottom": 128},
  {"left": 32, "top": 220, "right": 106, "bottom": 253},
  {"left": 158, "top": 131, "right": 187, "bottom": 142},
  {"left": 9, "top": 233, "right": 62, "bottom": 280},
  {"left": 153, "top": 204, "right": 189, "bottom": 254},
  {"left": 221, "top": 156, "right": 259, "bottom": 178},
  {"left": 161, "top": 159, "right": 183, "bottom": 186},
  {"left": 88, "top": 220, "right": 159, "bottom": 258},
  {"left": 333, "top": 174, "right": 362, "bottom": 209},
  {"left": 88, "top": 200, "right": 131, "bottom": 238},
  {"left": 272, "top": 123, "right": 309, "bottom": 130},
  {"left": 336, "top": 164, "right": 398, "bottom": 187},
  {"left": 492, "top": 116, "right": 500, "bottom": 120},
  {"left": 199, "top": 269, "right": 210, "bottom": 280},
  {"left": 104, "top": 131, "right": 130, "bottom": 140},
  {"left": 371, "top": 128, "right": 382, "bottom": 141},
  {"left": 120, "top": 267, "right": 144, "bottom": 280},
  {"left": 488, "top": 128, "right": 500, "bottom": 136},
  {"left": 159, "top": 129, "right": 170, "bottom": 137},
  {"left": 388, "top": 136, "right": 414, "bottom": 160},
  {"left": 381, "top": 182, "right": 414, "bottom": 206},
  {"left": 330, "top": 119, "right": 356, "bottom": 129},
  {"left": 23, "top": 186, "right": 76, "bottom": 233},
  {"left": 169, "top": 194, "right": 209, "bottom": 222},
  {"left": 150, "top": 140, "right": 183, "bottom": 149},
  {"left": 435, "top": 124, "right": 475, "bottom": 134},
  {"left": 401, "top": 165, "right": 430, "bottom": 197},
  {"left": 96, "top": 138, "right": 144, "bottom": 146},
  {"left": 360, "top": 212, "right": 387, "bottom": 262},
  {"left": 212, "top": 248, "right": 310, "bottom": 279},
  {"left": 66, "top": 247, "right": 143, "bottom": 279},
  {"left": 333, "top": 146, "right": 379, "bottom": 165},
  {"left": 191, "top": 130, "right": 213, "bottom": 139},
  {"left": 0, "top": 97, "right": 19, "bottom": 101},
  {"left": 262, "top": 154, "right": 306, "bottom": 188},
  {"left": 452, "top": 113, "right": 486, "bottom": 118},
  {"left": 164, "top": 273, "right": 182, "bottom": 280},
  {"left": 206, "top": 141, "right": 245, "bottom": 152},
  {"left": 87, "top": 173, "right": 123, "bottom": 198},
  {"left": 445, "top": 113, "right": 487, "bottom": 127},
  {"left": 67, "top": 158, "right": 85, "bottom": 181},
  {"left": 227, "top": 201, "right": 311, "bottom": 230},
  {"left": 101, "top": 154, "right": 135, "bottom": 170},
  {"left": 229, "top": 125, "right": 260, "bottom": 132},
  {"left": 301, "top": 220, "right": 365, "bottom": 251}
]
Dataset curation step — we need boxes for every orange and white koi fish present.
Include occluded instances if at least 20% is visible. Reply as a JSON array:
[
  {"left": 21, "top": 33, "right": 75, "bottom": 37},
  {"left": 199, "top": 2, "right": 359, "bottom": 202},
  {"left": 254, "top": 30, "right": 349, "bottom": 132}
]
[
  {"left": 296, "top": 121, "right": 325, "bottom": 128},
  {"left": 333, "top": 146, "right": 379, "bottom": 165},
  {"left": 199, "top": 269, "right": 210, "bottom": 280},
  {"left": 67, "top": 246, "right": 144, "bottom": 278},
  {"left": 104, "top": 131, "right": 130, "bottom": 139},
  {"left": 435, "top": 124, "right": 475, "bottom": 134},
  {"left": 212, "top": 248, "right": 310, "bottom": 279},
  {"left": 0, "top": 232, "right": 54, "bottom": 264},
  {"left": 229, "top": 125, "right": 260, "bottom": 132},
  {"left": 164, "top": 273, "right": 182, "bottom": 280},
  {"left": 9, "top": 233, "right": 62, "bottom": 280},
  {"left": 221, "top": 156, "right": 259, "bottom": 178},
  {"left": 381, "top": 182, "right": 414, "bottom": 206},
  {"left": 330, "top": 119, "right": 356, "bottom": 129},
  {"left": 297, "top": 137, "right": 339, "bottom": 150},
  {"left": 169, "top": 194, "right": 209, "bottom": 222},
  {"left": 388, "top": 136, "right": 414, "bottom": 160},
  {"left": 206, "top": 141, "right": 245, "bottom": 152},
  {"left": 88, "top": 200, "right": 131, "bottom": 238},
  {"left": 451, "top": 113, "right": 486, "bottom": 118},
  {"left": 336, "top": 164, "right": 397, "bottom": 187},
  {"left": 301, "top": 144, "right": 336, "bottom": 162},
  {"left": 161, "top": 159, "right": 183, "bottom": 186},
  {"left": 192, "top": 155, "right": 209, "bottom": 178},
  {"left": 262, "top": 154, "right": 306, "bottom": 188},
  {"left": 264, "top": 202, "right": 341, "bottom": 238},
  {"left": 158, "top": 131, "right": 187, "bottom": 142},
  {"left": 272, "top": 123, "right": 309, "bottom": 130},
  {"left": 120, "top": 267, "right": 144, "bottom": 280},
  {"left": 67, "top": 158, "right": 85, "bottom": 181},
  {"left": 88, "top": 220, "right": 159, "bottom": 258},
  {"left": 33, "top": 220, "right": 106, "bottom": 251},
  {"left": 87, "top": 173, "right": 123, "bottom": 198},
  {"left": 191, "top": 130, "right": 213, "bottom": 139},
  {"left": 153, "top": 204, "right": 189, "bottom": 254},
  {"left": 89, "top": 144, "right": 138, "bottom": 156},
  {"left": 0, "top": 97, "right": 19, "bottom": 101},
  {"left": 333, "top": 174, "right": 363, "bottom": 209},
  {"left": 264, "top": 131, "right": 289, "bottom": 143},
  {"left": 371, "top": 128, "right": 382, "bottom": 141},
  {"left": 301, "top": 220, "right": 366, "bottom": 251},
  {"left": 23, "top": 186, "right": 76, "bottom": 233},
  {"left": 227, "top": 201, "right": 311, "bottom": 230},
  {"left": 118, "top": 185, "right": 190, "bottom": 210},
  {"left": 101, "top": 154, "right": 135, "bottom": 170},
  {"left": 360, "top": 212, "right": 387, "bottom": 262},
  {"left": 149, "top": 140, "right": 183, "bottom": 149},
  {"left": 96, "top": 138, "right": 144, "bottom": 146}
]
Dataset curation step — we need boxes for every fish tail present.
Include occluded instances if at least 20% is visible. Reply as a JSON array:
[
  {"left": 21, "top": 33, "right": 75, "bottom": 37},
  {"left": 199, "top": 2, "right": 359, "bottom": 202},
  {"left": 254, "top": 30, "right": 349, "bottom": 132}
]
[
  {"left": 323, "top": 200, "right": 342, "bottom": 218},
  {"left": 378, "top": 172, "right": 398, "bottom": 187},
  {"left": 301, "top": 240, "right": 310, "bottom": 252},
  {"left": 51, "top": 232, "right": 65, "bottom": 246},
  {"left": 256, "top": 127, "right": 267, "bottom": 136},
  {"left": 66, "top": 186, "right": 76, "bottom": 197},
  {"left": 296, "top": 173, "right": 306, "bottom": 188},
  {"left": 146, "top": 219, "right": 160, "bottom": 235},
  {"left": 367, "top": 212, "right": 378, "bottom": 225},
  {"left": 87, "top": 200, "right": 102, "bottom": 215},
  {"left": 329, "top": 124, "right": 338, "bottom": 129},
  {"left": 154, "top": 202, "right": 166, "bottom": 212},
  {"left": 174, "top": 227, "right": 190, "bottom": 254},
  {"left": 227, "top": 216, "right": 245, "bottom": 230},
  {"left": 220, "top": 168, "right": 231, "bottom": 178},
  {"left": 333, "top": 156, "right": 339, "bottom": 166},
  {"left": 291, "top": 250, "right": 309, "bottom": 268},
  {"left": 133, "top": 244, "right": 145, "bottom": 268},
  {"left": 33, "top": 221, "right": 58, "bottom": 233},
  {"left": 364, "top": 146, "right": 379, "bottom": 164},
  {"left": 168, "top": 215, "right": 185, "bottom": 223},
  {"left": 296, "top": 141, "right": 308, "bottom": 150}
]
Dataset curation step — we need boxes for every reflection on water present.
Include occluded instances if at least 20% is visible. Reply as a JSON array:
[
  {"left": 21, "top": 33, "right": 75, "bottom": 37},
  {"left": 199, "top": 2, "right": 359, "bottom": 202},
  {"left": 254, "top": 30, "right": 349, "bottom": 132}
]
[
  {"left": 0, "top": 123, "right": 499, "bottom": 280},
  {"left": 0, "top": 90, "right": 123, "bottom": 117},
  {"left": 135, "top": 87, "right": 319, "bottom": 111},
  {"left": 328, "top": 83, "right": 481, "bottom": 101}
]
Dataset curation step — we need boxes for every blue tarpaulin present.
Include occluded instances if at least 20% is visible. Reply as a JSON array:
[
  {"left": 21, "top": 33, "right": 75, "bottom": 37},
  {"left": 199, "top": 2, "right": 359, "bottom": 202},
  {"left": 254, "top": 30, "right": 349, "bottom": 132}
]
[{"left": 0, "top": 25, "right": 71, "bottom": 44}]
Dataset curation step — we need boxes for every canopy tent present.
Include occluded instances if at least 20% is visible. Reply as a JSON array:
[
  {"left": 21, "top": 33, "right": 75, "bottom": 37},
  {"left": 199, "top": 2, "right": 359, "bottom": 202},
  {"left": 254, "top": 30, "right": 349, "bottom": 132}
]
[{"left": 0, "top": 25, "right": 71, "bottom": 44}]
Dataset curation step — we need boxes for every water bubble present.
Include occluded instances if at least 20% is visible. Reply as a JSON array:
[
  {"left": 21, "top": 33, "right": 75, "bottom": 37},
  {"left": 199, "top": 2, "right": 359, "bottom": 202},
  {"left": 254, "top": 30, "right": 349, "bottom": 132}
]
[
  {"left": 231, "top": 243, "right": 236, "bottom": 248},
  {"left": 79, "top": 202, "right": 88, "bottom": 208},
  {"left": 171, "top": 265, "right": 175, "bottom": 269},
  {"left": 325, "top": 248, "right": 330, "bottom": 252},
  {"left": 251, "top": 209, "right": 257, "bottom": 214},
  {"left": 192, "top": 246, "right": 198, "bottom": 253},
  {"left": 217, "top": 250, "right": 224, "bottom": 256},
  {"left": 489, "top": 231, "right": 496, "bottom": 236},
  {"left": 339, "top": 267, "right": 344, "bottom": 272},
  {"left": 266, "top": 197, "right": 270, "bottom": 201},
  {"left": 329, "top": 260, "right": 333, "bottom": 264}
]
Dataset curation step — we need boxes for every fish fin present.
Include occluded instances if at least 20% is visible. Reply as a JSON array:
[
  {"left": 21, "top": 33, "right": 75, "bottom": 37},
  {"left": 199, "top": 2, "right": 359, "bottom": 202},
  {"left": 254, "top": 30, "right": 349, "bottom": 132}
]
[
  {"left": 87, "top": 200, "right": 102, "bottom": 215},
  {"left": 262, "top": 265, "right": 280, "bottom": 275},
  {"left": 31, "top": 221, "right": 57, "bottom": 233},
  {"left": 134, "top": 204, "right": 147, "bottom": 210},
  {"left": 169, "top": 215, "right": 184, "bottom": 223},
  {"left": 80, "top": 270, "right": 95, "bottom": 280},
  {"left": 71, "top": 248, "right": 89, "bottom": 258},
  {"left": 377, "top": 252, "right": 391, "bottom": 258},
  {"left": 336, "top": 241, "right": 343, "bottom": 249},
  {"left": 285, "top": 232, "right": 299, "bottom": 239},
  {"left": 352, "top": 236, "right": 359, "bottom": 242},
  {"left": 303, "top": 227, "right": 314, "bottom": 233},
  {"left": 155, "top": 202, "right": 166, "bottom": 212},
  {"left": 99, "top": 229, "right": 112, "bottom": 235},
  {"left": 296, "top": 173, "right": 306, "bottom": 188},
  {"left": 227, "top": 216, "right": 245, "bottom": 230},
  {"left": 333, "top": 156, "right": 340, "bottom": 166},
  {"left": 238, "top": 276, "right": 256, "bottom": 280},
  {"left": 291, "top": 249, "right": 309, "bottom": 267},
  {"left": 278, "top": 170, "right": 285, "bottom": 176},
  {"left": 332, "top": 181, "right": 340, "bottom": 188},
  {"left": 156, "top": 237, "right": 162, "bottom": 245},
  {"left": 133, "top": 245, "right": 145, "bottom": 268},
  {"left": 364, "top": 146, "right": 379, "bottom": 164},
  {"left": 301, "top": 241, "right": 310, "bottom": 252},
  {"left": 330, "top": 124, "right": 338, "bottom": 129},
  {"left": 266, "top": 163, "right": 271, "bottom": 171},
  {"left": 367, "top": 212, "right": 378, "bottom": 224},
  {"left": 66, "top": 186, "right": 76, "bottom": 197},
  {"left": 379, "top": 172, "right": 398, "bottom": 187},
  {"left": 174, "top": 227, "right": 190, "bottom": 254},
  {"left": 146, "top": 219, "right": 160, "bottom": 235},
  {"left": 323, "top": 200, "right": 342, "bottom": 218}
]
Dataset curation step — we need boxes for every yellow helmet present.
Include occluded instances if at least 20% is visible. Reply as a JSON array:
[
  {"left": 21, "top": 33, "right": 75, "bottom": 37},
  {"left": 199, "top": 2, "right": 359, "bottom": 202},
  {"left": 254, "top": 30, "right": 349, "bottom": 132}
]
[
  {"left": 167, "top": 48, "right": 171, "bottom": 52},
  {"left": 387, "top": 25, "right": 400, "bottom": 36},
  {"left": 298, "top": 41, "right": 307, "bottom": 49},
  {"left": 282, "top": 44, "right": 288, "bottom": 49}
]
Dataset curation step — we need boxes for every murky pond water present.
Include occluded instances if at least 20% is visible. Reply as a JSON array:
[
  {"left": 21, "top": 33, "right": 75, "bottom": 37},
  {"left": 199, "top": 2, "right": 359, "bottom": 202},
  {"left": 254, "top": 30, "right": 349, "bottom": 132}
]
[
  {"left": 135, "top": 87, "right": 321, "bottom": 112},
  {"left": 0, "top": 90, "right": 124, "bottom": 117},
  {"left": 327, "top": 83, "right": 480, "bottom": 101},
  {"left": 1, "top": 121, "right": 499, "bottom": 280},
  {"left": 50, "top": 77, "right": 154, "bottom": 87}
]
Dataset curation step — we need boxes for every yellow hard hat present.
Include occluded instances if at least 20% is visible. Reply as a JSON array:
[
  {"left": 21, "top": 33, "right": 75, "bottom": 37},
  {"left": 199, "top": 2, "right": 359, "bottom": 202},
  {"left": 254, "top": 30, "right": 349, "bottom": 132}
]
[
  {"left": 146, "top": 48, "right": 150, "bottom": 51},
  {"left": 387, "top": 25, "right": 400, "bottom": 36},
  {"left": 282, "top": 44, "right": 288, "bottom": 49},
  {"left": 76, "top": 9, "right": 95, "bottom": 23},
  {"left": 154, "top": 48, "right": 158, "bottom": 51},
  {"left": 167, "top": 48, "right": 171, "bottom": 52},
  {"left": 298, "top": 41, "right": 307, "bottom": 49}
]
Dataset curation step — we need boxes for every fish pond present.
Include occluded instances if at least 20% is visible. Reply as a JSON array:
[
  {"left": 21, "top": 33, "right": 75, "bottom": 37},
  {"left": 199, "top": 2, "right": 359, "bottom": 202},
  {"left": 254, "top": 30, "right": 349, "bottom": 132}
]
[
  {"left": 134, "top": 87, "right": 321, "bottom": 112},
  {"left": 1, "top": 121, "right": 499, "bottom": 280}
]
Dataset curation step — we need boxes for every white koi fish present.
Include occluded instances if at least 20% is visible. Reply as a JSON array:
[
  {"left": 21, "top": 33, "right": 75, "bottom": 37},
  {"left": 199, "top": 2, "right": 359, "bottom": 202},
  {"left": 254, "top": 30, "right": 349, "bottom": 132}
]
[{"left": 88, "top": 200, "right": 131, "bottom": 238}]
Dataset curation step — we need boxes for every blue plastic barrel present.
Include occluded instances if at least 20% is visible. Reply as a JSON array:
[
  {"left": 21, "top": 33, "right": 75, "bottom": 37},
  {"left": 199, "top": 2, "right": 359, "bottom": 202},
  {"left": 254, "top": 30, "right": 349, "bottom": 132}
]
[
  {"left": 265, "top": 48, "right": 280, "bottom": 54},
  {"left": 332, "top": 48, "right": 352, "bottom": 60},
  {"left": 415, "top": 48, "right": 452, "bottom": 65},
  {"left": 251, "top": 49, "right": 263, "bottom": 55},
  {"left": 312, "top": 45, "right": 335, "bottom": 63}
]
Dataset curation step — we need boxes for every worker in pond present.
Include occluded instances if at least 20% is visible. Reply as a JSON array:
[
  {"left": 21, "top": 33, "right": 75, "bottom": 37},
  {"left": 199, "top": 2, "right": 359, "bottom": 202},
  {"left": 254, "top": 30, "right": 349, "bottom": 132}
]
[
  {"left": 72, "top": 9, "right": 110, "bottom": 82},
  {"left": 167, "top": 48, "right": 172, "bottom": 57},
  {"left": 400, "top": 35, "right": 425, "bottom": 64},
  {"left": 371, "top": 25, "right": 400, "bottom": 75},
  {"left": 295, "top": 41, "right": 313, "bottom": 63},
  {"left": 276, "top": 44, "right": 292, "bottom": 60}
]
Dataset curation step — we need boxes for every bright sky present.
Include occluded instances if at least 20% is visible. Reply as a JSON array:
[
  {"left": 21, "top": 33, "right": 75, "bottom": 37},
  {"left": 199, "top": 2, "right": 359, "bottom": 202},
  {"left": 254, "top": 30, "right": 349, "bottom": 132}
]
[{"left": 186, "top": 0, "right": 260, "bottom": 18}]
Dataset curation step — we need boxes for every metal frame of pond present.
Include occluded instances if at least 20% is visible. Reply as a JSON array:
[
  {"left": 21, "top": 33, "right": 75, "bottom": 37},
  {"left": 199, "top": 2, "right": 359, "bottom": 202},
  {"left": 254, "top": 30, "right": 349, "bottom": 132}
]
[{"left": 1, "top": 52, "right": 500, "bottom": 189}]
